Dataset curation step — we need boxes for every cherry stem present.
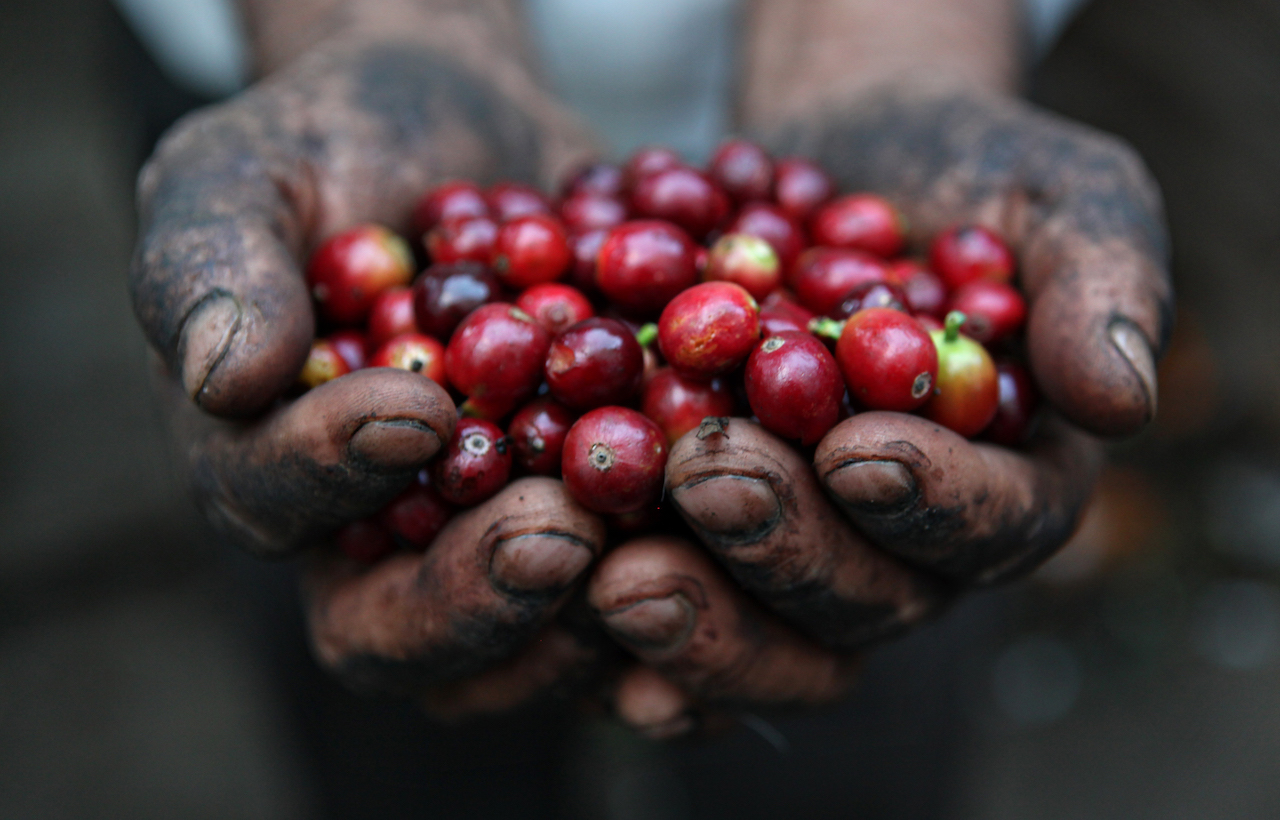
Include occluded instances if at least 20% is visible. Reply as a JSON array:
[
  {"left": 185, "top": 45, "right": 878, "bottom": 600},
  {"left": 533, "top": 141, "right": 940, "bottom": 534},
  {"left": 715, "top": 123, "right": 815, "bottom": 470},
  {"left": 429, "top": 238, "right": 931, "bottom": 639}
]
[
  {"left": 808, "top": 316, "right": 845, "bottom": 340},
  {"left": 944, "top": 311, "right": 967, "bottom": 343},
  {"left": 635, "top": 323, "right": 659, "bottom": 347}
]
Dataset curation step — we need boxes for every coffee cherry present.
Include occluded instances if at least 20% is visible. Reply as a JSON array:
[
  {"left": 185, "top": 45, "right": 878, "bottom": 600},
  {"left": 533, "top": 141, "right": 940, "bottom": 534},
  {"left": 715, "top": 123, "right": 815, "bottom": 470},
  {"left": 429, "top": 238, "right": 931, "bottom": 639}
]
[
  {"left": 773, "top": 157, "right": 834, "bottom": 221},
  {"left": 630, "top": 166, "right": 730, "bottom": 239},
  {"left": 413, "top": 180, "right": 490, "bottom": 236},
  {"left": 623, "top": 146, "right": 682, "bottom": 188},
  {"left": 378, "top": 473, "right": 454, "bottom": 550},
  {"left": 508, "top": 398, "right": 575, "bottom": 475},
  {"left": 516, "top": 283, "right": 595, "bottom": 335},
  {"left": 708, "top": 138, "right": 774, "bottom": 203},
  {"left": 809, "top": 194, "right": 906, "bottom": 258},
  {"left": 327, "top": 329, "right": 368, "bottom": 371},
  {"left": 568, "top": 229, "right": 607, "bottom": 295},
  {"left": 335, "top": 519, "right": 395, "bottom": 564},
  {"left": 835, "top": 307, "right": 938, "bottom": 412},
  {"left": 947, "top": 280, "right": 1026, "bottom": 345},
  {"left": 307, "top": 224, "right": 413, "bottom": 324},
  {"left": 369, "top": 332, "right": 447, "bottom": 386},
  {"left": 367, "top": 286, "right": 418, "bottom": 349},
  {"left": 544, "top": 318, "right": 644, "bottom": 410},
  {"left": 790, "top": 247, "right": 889, "bottom": 316},
  {"left": 726, "top": 202, "right": 807, "bottom": 276},
  {"left": 758, "top": 290, "right": 816, "bottom": 336},
  {"left": 829, "top": 281, "right": 908, "bottom": 320},
  {"left": 923, "top": 312, "right": 999, "bottom": 437},
  {"left": 298, "top": 339, "right": 351, "bottom": 389},
  {"left": 562, "top": 162, "right": 626, "bottom": 198},
  {"left": 562, "top": 407, "right": 667, "bottom": 514},
  {"left": 745, "top": 332, "right": 844, "bottom": 445},
  {"left": 642, "top": 367, "right": 735, "bottom": 444},
  {"left": 889, "top": 260, "right": 948, "bottom": 318},
  {"left": 915, "top": 314, "right": 944, "bottom": 332},
  {"left": 560, "top": 192, "right": 628, "bottom": 233},
  {"left": 491, "top": 213, "right": 572, "bottom": 288},
  {"left": 487, "top": 181, "right": 552, "bottom": 221},
  {"left": 929, "top": 225, "right": 1015, "bottom": 289},
  {"left": 412, "top": 261, "right": 504, "bottom": 341},
  {"left": 426, "top": 215, "right": 499, "bottom": 264},
  {"left": 658, "top": 282, "right": 761, "bottom": 379},
  {"left": 704, "top": 233, "right": 781, "bottom": 300},
  {"left": 982, "top": 360, "right": 1040, "bottom": 446},
  {"left": 596, "top": 220, "right": 699, "bottom": 316},
  {"left": 431, "top": 418, "right": 512, "bottom": 506},
  {"left": 444, "top": 303, "right": 550, "bottom": 417}
]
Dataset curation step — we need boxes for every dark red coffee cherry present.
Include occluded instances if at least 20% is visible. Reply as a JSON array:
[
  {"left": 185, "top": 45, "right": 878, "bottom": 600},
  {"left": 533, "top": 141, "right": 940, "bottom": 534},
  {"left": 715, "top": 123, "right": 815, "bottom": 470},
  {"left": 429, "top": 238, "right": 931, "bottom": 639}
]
[
  {"left": 487, "top": 181, "right": 552, "bottom": 221},
  {"left": 595, "top": 220, "right": 699, "bottom": 316},
  {"left": 773, "top": 157, "right": 834, "bottom": 222},
  {"left": 335, "top": 519, "right": 395, "bottom": 564},
  {"left": 947, "top": 280, "right": 1027, "bottom": 345},
  {"left": 298, "top": 339, "right": 352, "bottom": 390},
  {"left": 641, "top": 367, "right": 736, "bottom": 445},
  {"left": 426, "top": 215, "right": 499, "bottom": 264},
  {"left": 307, "top": 224, "right": 414, "bottom": 324},
  {"left": 413, "top": 180, "right": 490, "bottom": 236},
  {"left": 562, "top": 407, "right": 668, "bottom": 514},
  {"left": 658, "top": 282, "right": 761, "bottom": 379},
  {"left": 431, "top": 418, "right": 512, "bottom": 507},
  {"left": 929, "top": 225, "right": 1015, "bottom": 290},
  {"left": 568, "top": 229, "right": 608, "bottom": 295},
  {"left": 829, "top": 281, "right": 909, "bottom": 320},
  {"left": 562, "top": 162, "right": 626, "bottom": 198},
  {"left": 516, "top": 282, "right": 595, "bottom": 335},
  {"left": 923, "top": 311, "right": 1000, "bottom": 437},
  {"left": 982, "top": 360, "right": 1040, "bottom": 446},
  {"left": 630, "top": 166, "right": 730, "bottom": 239},
  {"left": 704, "top": 233, "right": 781, "bottom": 300},
  {"left": 708, "top": 138, "right": 774, "bottom": 203},
  {"left": 444, "top": 303, "right": 550, "bottom": 418},
  {"left": 560, "top": 192, "right": 629, "bottom": 233},
  {"left": 545, "top": 318, "right": 645, "bottom": 410},
  {"left": 745, "top": 332, "right": 844, "bottom": 445},
  {"left": 412, "top": 261, "right": 504, "bottom": 341},
  {"left": 623, "top": 146, "right": 683, "bottom": 189},
  {"left": 327, "top": 329, "right": 368, "bottom": 371},
  {"left": 368, "top": 332, "right": 447, "bottom": 387},
  {"left": 758, "top": 290, "right": 816, "bottom": 336},
  {"left": 508, "top": 398, "right": 575, "bottom": 475},
  {"left": 790, "top": 247, "right": 889, "bottom": 316},
  {"left": 367, "top": 286, "right": 418, "bottom": 349},
  {"left": 725, "top": 202, "right": 806, "bottom": 276},
  {"left": 889, "top": 259, "right": 948, "bottom": 318},
  {"left": 809, "top": 193, "right": 907, "bottom": 259},
  {"left": 491, "top": 213, "right": 572, "bottom": 289},
  {"left": 378, "top": 473, "right": 454, "bottom": 551},
  {"left": 835, "top": 307, "right": 938, "bottom": 412}
]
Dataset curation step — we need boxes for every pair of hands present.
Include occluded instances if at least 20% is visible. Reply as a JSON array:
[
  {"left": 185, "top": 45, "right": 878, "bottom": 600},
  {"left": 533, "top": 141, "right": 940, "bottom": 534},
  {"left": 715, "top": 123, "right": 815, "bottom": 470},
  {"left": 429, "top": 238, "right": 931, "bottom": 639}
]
[{"left": 132, "top": 39, "right": 1170, "bottom": 736}]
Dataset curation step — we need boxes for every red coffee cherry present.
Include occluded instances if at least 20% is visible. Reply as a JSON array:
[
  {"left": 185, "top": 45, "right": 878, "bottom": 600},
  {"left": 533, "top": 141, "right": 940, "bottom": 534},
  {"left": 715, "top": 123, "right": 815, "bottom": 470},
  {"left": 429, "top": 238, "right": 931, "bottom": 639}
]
[
  {"left": 923, "top": 311, "right": 1000, "bottom": 437},
  {"left": 326, "top": 329, "right": 368, "bottom": 371},
  {"left": 658, "top": 281, "right": 761, "bottom": 380},
  {"left": 726, "top": 202, "right": 807, "bottom": 276},
  {"left": 378, "top": 473, "right": 454, "bottom": 551},
  {"left": 412, "top": 261, "right": 504, "bottom": 341},
  {"left": 630, "top": 166, "right": 730, "bottom": 239},
  {"left": 367, "top": 286, "right": 418, "bottom": 349},
  {"left": 491, "top": 213, "right": 572, "bottom": 289},
  {"left": 745, "top": 331, "right": 844, "bottom": 445},
  {"left": 790, "top": 247, "right": 889, "bottom": 316},
  {"left": 835, "top": 307, "right": 938, "bottom": 412},
  {"left": 641, "top": 367, "right": 736, "bottom": 445},
  {"left": 559, "top": 192, "right": 629, "bottom": 233},
  {"left": 758, "top": 290, "right": 816, "bottom": 336},
  {"left": 889, "top": 259, "right": 948, "bottom": 318},
  {"left": 982, "top": 360, "right": 1040, "bottom": 446},
  {"left": 567, "top": 229, "right": 607, "bottom": 295},
  {"left": 426, "top": 215, "right": 499, "bottom": 265},
  {"left": 307, "top": 224, "right": 413, "bottom": 324},
  {"left": 595, "top": 220, "right": 699, "bottom": 316},
  {"left": 413, "top": 180, "right": 490, "bottom": 236},
  {"left": 545, "top": 318, "right": 645, "bottom": 410},
  {"left": 487, "top": 181, "right": 552, "bottom": 221},
  {"left": 335, "top": 519, "right": 395, "bottom": 564},
  {"left": 828, "top": 280, "right": 909, "bottom": 320},
  {"left": 298, "top": 339, "right": 352, "bottom": 390},
  {"left": 444, "top": 303, "right": 550, "bottom": 418},
  {"left": 508, "top": 398, "right": 575, "bottom": 475},
  {"left": 369, "top": 332, "right": 447, "bottom": 387},
  {"left": 562, "top": 407, "right": 668, "bottom": 514},
  {"left": 809, "top": 193, "right": 907, "bottom": 259},
  {"left": 929, "top": 225, "right": 1015, "bottom": 290},
  {"left": 947, "top": 280, "right": 1027, "bottom": 345},
  {"left": 708, "top": 138, "right": 774, "bottom": 203},
  {"left": 516, "top": 282, "right": 595, "bottom": 335},
  {"left": 773, "top": 157, "right": 835, "bottom": 222},
  {"left": 623, "top": 146, "right": 683, "bottom": 189},
  {"left": 431, "top": 418, "right": 512, "bottom": 507},
  {"left": 704, "top": 233, "right": 782, "bottom": 300},
  {"left": 562, "top": 162, "right": 626, "bottom": 198}
]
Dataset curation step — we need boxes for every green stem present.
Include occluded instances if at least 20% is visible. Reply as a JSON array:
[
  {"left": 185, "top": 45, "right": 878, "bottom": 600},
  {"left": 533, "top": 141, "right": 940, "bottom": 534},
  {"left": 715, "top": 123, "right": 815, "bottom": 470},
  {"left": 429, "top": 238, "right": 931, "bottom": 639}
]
[
  {"left": 944, "top": 311, "right": 966, "bottom": 343},
  {"left": 635, "top": 323, "right": 659, "bottom": 348},
  {"left": 808, "top": 316, "right": 845, "bottom": 340}
]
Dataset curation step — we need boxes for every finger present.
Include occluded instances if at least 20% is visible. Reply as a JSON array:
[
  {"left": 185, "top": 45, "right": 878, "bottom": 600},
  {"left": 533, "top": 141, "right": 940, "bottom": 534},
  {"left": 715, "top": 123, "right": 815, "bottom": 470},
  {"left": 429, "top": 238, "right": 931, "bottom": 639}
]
[
  {"left": 169, "top": 367, "right": 456, "bottom": 556},
  {"left": 613, "top": 666, "right": 698, "bottom": 740},
  {"left": 306, "top": 477, "right": 607, "bottom": 696},
  {"left": 589, "top": 536, "right": 860, "bottom": 707},
  {"left": 664, "top": 419, "right": 938, "bottom": 649},
  {"left": 132, "top": 110, "right": 315, "bottom": 416},
  {"left": 814, "top": 410, "right": 1104, "bottom": 582}
]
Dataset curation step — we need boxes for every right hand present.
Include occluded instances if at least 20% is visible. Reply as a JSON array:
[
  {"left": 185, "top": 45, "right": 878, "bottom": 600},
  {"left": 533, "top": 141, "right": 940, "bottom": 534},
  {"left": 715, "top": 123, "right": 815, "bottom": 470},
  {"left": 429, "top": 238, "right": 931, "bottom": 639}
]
[{"left": 132, "top": 36, "right": 608, "bottom": 714}]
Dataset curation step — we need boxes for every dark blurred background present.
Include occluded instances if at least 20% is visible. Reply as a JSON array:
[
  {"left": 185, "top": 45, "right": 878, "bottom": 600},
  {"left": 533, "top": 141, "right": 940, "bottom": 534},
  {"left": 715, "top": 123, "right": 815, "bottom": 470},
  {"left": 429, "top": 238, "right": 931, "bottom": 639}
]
[{"left": 2, "top": 0, "right": 1279, "bottom": 817}]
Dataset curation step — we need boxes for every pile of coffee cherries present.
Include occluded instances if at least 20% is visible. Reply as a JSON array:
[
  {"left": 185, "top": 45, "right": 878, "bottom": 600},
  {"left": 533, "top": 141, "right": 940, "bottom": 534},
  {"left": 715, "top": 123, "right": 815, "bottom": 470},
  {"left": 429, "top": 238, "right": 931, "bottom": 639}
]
[{"left": 300, "top": 141, "right": 1039, "bottom": 562}]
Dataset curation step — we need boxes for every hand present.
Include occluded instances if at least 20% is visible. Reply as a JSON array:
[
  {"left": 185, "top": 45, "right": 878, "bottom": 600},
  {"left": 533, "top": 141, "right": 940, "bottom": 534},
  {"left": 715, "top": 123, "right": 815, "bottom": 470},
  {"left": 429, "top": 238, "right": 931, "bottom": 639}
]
[
  {"left": 587, "top": 87, "right": 1170, "bottom": 737},
  {"left": 132, "top": 33, "right": 604, "bottom": 713}
]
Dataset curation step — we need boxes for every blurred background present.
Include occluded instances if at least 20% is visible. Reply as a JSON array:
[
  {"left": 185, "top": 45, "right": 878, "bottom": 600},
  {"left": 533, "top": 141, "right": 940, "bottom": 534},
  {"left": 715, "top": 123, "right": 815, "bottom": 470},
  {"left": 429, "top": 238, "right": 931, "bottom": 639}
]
[{"left": 2, "top": 0, "right": 1279, "bottom": 817}]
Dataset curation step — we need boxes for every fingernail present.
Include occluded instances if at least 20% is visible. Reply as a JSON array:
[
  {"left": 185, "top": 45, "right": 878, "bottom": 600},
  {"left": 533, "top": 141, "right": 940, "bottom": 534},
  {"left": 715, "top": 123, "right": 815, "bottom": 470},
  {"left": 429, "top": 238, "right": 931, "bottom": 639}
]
[
  {"left": 180, "top": 293, "right": 242, "bottom": 402},
  {"left": 348, "top": 419, "right": 441, "bottom": 470},
  {"left": 602, "top": 594, "right": 695, "bottom": 651},
  {"left": 490, "top": 534, "right": 595, "bottom": 595},
  {"left": 1109, "top": 319, "right": 1158, "bottom": 419},
  {"left": 669, "top": 476, "right": 780, "bottom": 544},
  {"left": 824, "top": 460, "right": 916, "bottom": 511},
  {"left": 638, "top": 714, "right": 697, "bottom": 741}
]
